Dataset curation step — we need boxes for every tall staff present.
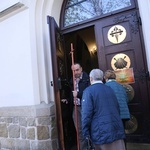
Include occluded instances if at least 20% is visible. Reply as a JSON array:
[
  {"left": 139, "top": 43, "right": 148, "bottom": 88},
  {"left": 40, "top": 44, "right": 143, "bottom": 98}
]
[{"left": 70, "top": 43, "right": 80, "bottom": 150}]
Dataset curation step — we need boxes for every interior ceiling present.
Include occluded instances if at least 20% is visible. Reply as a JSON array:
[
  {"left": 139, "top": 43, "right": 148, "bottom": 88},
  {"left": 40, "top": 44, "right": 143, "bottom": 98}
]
[{"left": 77, "top": 27, "right": 96, "bottom": 52}]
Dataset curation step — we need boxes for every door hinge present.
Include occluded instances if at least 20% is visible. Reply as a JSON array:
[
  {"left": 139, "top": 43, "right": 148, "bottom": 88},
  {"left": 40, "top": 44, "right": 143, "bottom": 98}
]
[
  {"left": 138, "top": 16, "right": 142, "bottom": 25},
  {"left": 50, "top": 81, "right": 53, "bottom": 86}
]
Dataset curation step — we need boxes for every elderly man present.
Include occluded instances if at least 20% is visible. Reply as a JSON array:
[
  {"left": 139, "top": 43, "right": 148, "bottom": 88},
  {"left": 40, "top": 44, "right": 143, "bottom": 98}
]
[{"left": 81, "top": 69, "right": 126, "bottom": 150}]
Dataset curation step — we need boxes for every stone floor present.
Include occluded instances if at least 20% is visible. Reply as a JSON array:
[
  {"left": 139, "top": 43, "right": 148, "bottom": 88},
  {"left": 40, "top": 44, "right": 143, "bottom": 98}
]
[
  {"left": 71, "top": 143, "right": 150, "bottom": 150},
  {"left": 127, "top": 143, "right": 150, "bottom": 150}
]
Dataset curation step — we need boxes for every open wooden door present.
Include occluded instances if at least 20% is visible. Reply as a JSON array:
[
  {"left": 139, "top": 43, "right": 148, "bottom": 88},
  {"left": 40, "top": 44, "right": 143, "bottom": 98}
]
[
  {"left": 95, "top": 9, "right": 150, "bottom": 142},
  {"left": 47, "top": 16, "right": 70, "bottom": 150}
]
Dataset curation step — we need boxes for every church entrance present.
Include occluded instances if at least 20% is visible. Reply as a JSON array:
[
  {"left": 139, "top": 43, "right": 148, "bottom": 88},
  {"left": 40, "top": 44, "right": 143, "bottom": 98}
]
[{"left": 47, "top": 0, "right": 150, "bottom": 149}]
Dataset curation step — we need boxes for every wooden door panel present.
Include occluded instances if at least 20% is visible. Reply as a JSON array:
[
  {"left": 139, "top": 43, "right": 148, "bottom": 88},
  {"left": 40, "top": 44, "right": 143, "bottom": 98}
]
[
  {"left": 95, "top": 10, "right": 150, "bottom": 142},
  {"left": 47, "top": 16, "right": 76, "bottom": 149},
  {"left": 47, "top": 16, "right": 66, "bottom": 150}
]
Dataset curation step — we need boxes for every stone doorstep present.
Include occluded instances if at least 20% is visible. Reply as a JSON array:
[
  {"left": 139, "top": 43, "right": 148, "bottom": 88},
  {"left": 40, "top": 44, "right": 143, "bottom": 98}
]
[{"left": 127, "top": 143, "right": 150, "bottom": 150}]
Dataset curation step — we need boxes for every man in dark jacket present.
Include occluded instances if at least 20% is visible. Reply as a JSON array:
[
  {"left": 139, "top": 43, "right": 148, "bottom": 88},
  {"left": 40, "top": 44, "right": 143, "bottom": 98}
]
[
  {"left": 81, "top": 69, "right": 126, "bottom": 150},
  {"left": 70, "top": 63, "right": 90, "bottom": 150}
]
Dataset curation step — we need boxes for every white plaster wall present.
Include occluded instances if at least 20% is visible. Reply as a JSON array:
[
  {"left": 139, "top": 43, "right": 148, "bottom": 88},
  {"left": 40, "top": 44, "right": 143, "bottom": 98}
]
[
  {"left": 0, "top": 9, "right": 35, "bottom": 107},
  {"left": 0, "top": 0, "right": 63, "bottom": 107},
  {"left": 138, "top": 0, "right": 150, "bottom": 72}
]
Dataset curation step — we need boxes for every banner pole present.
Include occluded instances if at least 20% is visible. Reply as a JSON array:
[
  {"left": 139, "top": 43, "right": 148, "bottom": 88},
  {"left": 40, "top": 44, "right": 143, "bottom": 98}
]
[{"left": 70, "top": 43, "right": 80, "bottom": 150}]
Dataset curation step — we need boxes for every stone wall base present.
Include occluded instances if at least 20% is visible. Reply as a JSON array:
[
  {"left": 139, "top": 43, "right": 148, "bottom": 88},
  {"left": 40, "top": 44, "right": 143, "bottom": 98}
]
[{"left": 0, "top": 102, "right": 58, "bottom": 150}]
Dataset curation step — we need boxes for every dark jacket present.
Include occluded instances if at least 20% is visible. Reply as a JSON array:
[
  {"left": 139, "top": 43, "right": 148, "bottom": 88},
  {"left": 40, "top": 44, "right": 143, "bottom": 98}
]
[
  {"left": 105, "top": 80, "right": 130, "bottom": 119},
  {"left": 70, "top": 71, "right": 90, "bottom": 104},
  {"left": 81, "top": 82, "right": 125, "bottom": 145}
]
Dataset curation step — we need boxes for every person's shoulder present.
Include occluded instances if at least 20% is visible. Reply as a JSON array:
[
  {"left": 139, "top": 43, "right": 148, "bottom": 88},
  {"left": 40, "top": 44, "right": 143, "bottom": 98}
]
[
  {"left": 92, "top": 82, "right": 108, "bottom": 89},
  {"left": 115, "top": 82, "right": 125, "bottom": 89},
  {"left": 83, "top": 71, "right": 89, "bottom": 77},
  {"left": 83, "top": 85, "right": 91, "bottom": 93},
  {"left": 106, "top": 80, "right": 118, "bottom": 86},
  {"left": 101, "top": 83, "right": 116, "bottom": 93},
  {"left": 82, "top": 71, "right": 90, "bottom": 81},
  {"left": 102, "top": 83, "right": 113, "bottom": 89}
]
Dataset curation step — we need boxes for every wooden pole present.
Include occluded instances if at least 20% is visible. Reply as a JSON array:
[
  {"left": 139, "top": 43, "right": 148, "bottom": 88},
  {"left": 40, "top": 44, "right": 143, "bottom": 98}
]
[{"left": 70, "top": 43, "right": 80, "bottom": 150}]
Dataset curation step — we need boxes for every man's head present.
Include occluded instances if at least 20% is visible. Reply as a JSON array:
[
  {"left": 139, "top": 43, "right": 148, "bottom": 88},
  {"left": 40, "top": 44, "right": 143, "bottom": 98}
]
[
  {"left": 89, "top": 69, "right": 103, "bottom": 84},
  {"left": 71, "top": 63, "right": 83, "bottom": 78}
]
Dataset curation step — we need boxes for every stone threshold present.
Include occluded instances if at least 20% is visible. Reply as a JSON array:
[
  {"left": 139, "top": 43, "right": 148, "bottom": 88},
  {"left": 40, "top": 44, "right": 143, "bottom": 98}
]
[{"left": 127, "top": 143, "right": 150, "bottom": 150}]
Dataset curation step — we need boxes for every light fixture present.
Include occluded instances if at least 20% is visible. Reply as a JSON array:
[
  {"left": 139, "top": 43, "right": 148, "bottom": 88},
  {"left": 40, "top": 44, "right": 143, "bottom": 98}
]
[{"left": 90, "top": 46, "right": 97, "bottom": 55}]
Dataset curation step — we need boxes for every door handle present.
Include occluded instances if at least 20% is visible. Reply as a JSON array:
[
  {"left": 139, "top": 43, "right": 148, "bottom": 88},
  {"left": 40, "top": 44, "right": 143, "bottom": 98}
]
[{"left": 57, "top": 77, "right": 62, "bottom": 90}]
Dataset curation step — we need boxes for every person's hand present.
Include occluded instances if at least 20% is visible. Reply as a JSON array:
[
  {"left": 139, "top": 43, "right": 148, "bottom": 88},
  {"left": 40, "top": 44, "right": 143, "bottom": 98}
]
[
  {"left": 72, "top": 91, "right": 78, "bottom": 97},
  {"left": 61, "top": 99, "right": 68, "bottom": 104}
]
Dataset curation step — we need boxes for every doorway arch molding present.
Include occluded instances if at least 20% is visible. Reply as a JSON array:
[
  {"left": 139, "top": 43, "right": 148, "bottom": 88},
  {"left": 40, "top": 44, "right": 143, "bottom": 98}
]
[{"left": 29, "top": 0, "right": 63, "bottom": 104}]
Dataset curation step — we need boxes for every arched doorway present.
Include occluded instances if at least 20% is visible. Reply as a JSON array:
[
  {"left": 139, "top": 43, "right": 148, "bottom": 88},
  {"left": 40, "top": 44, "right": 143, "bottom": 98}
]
[{"left": 48, "top": 0, "right": 150, "bottom": 149}]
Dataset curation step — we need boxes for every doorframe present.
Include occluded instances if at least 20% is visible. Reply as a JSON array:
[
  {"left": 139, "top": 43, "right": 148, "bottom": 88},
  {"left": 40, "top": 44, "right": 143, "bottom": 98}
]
[{"left": 58, "top": 0, "right": 150, "bottom": 144}]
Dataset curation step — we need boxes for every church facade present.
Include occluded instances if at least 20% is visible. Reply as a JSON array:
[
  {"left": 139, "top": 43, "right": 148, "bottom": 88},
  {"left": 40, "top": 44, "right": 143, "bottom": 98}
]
[{"left": 0, "top": 0, "right": 150, "bottom": 149}]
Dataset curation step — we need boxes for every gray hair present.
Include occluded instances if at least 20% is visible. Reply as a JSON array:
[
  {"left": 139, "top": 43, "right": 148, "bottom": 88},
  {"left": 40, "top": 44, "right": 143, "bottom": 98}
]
[{"left": 89, "top": 69, "right": 104, "bottom": 81}]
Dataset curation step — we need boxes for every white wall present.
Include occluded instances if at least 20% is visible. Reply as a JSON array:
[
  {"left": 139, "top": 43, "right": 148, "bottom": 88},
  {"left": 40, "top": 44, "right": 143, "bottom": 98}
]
[
  {"left": 0, "top": 0, "right": 63, "bottom": 107},
  {"left": 0, "top": 9, "right": 36, "bottom": 107},
  {"left": 138, "top": 0, "right": 150, "bottom": 72}
]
